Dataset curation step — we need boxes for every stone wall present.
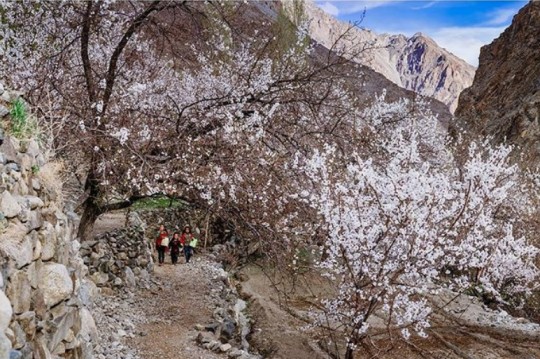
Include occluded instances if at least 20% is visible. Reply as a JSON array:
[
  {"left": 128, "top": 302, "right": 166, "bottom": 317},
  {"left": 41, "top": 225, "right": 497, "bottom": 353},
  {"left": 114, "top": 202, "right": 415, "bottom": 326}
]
[
  {"left": 0, "top": 94, "right": 98, "bottom": 358},
  {"left": 81, "top": 226, "right": 153, "bottom": 289}
]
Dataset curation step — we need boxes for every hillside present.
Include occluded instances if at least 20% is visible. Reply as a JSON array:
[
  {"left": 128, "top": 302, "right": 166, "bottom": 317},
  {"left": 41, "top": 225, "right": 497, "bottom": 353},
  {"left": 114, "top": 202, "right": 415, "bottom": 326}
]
[{"left": 455, "top": 0, "right": 540, "bottom": 156}]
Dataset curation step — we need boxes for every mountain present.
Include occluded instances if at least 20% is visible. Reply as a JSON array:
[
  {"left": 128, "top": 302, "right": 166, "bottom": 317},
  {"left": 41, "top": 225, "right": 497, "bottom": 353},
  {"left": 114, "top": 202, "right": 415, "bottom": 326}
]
[
  {"left": 250, "top": 1, "right": 452, "bottom": 123},
  {"left": 294, "top": 1, "right": 476, "bottom": 113},
  {"left": 455, "top": 1, "right": 540, "bottom": 154}
]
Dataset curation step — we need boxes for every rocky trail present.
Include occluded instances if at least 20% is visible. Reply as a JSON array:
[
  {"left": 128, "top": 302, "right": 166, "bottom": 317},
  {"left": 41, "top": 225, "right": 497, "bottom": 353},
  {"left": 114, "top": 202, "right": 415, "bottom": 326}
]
[{"left": 131, "top": 258, "right": 231, "bottom": 359}]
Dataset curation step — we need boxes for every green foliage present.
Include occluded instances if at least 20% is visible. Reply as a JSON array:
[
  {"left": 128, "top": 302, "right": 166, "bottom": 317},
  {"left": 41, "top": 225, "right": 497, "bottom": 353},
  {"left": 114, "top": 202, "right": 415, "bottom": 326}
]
[
  {"left": 31, "top": 165, "right": 40, "bottom": 174},
  {"left": 131, "top": 195, "right": 185, "bottom": 211},
  {"left": 9, "top": 99, "right": 37, "bottom": 139}
]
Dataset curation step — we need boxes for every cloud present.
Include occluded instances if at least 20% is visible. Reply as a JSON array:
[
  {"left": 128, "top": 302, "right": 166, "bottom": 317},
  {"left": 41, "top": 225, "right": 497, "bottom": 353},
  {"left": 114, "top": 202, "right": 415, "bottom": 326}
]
[
  {"left": 316, "top": 1, "right": 395, "bottom": 16},
  {"left": 484, "top": 7, "right": 520, "bottom": 26},
  {"left": 431, "top": 26, "right": 505, "bottom": 66},
  {"left": 411, "top": 1, "right": 437, "bottom": 10},
  {"left": 318, "top": 1, "right": 340, "bottom": 16}
]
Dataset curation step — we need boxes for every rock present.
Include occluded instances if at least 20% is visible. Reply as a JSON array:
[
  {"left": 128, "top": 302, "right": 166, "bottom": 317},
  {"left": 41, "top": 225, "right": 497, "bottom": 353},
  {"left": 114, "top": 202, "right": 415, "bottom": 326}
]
[
  {"left": 0, "top": 192, "right": 21, "bottom": 218},
  {"left": 26, "top": 261, "right": 40, "bottom": 289},
  {"left": 9, "top": 350, "right": 22, "bottom": 359},
  {"left": 194, "top": 324, "right": 205, "bottom": 331},
  {"left": 24, "top": 196, "right": 44, "bottom": 210},
  {"left": 38, "top": 263, "right": 73, "bottom": 307},
  {"left": 0, "top": 105, "right": 8, "bottom": 118},
  {"left": 229, "top": 349, "right": 245, "bottom": 358},
  {"left": 9, "top": 321, "right": 26, "bottom": 350},
  {"left": 31, "top": 178, "right": 41, "bottom": 191},
  {"left": 220, "top": 343, "right": 232, "bottom": 352},
  {"left": 25, "top": 140, "right": 40, "bottom": 159},
  {"left": 39, "top": 222, "right": 57, "bottom": 261},
  {"left": 219, "top": 319, "right": 236, "bottom": 341},
  {"left": 0, "top": 290, "right": 13, "bottom": 331},
  {"left": 0, "top": 333, "right": 12, "bottom": 359},
  {"left": 124, "top": 267, "right": 136, "bottom": 288},
  {"left": 0, "top": 138, "right": 18, "bottom": 164},
  {"left": 33, "top": 238, "right": 42, "bottom": 260},
  {"left": 17, "top": 311, "right": 36, "bottom": 337},
  {"left": 90, "top": 272, "right": 109, "bottom": 287},
  {"left": 6, "top": 271, "right": 31, "bottom": 314},
  {"left": 112, "top": 277, "right": 123, "bottom": 287},
  {"left": 196, "top": 332, "right": 215, "bottom": 345},
  {"left": 15, "top": 236, "right": 33, "bottom": 269},
  {"left": 48, "top": 310, "right": 76, "bottom": 353},
  {"left": 78, "top": 308, "right": 98, "bottom": 343},
  {"left": 78, "top": 280, "right": 98, "bottom": 308}
]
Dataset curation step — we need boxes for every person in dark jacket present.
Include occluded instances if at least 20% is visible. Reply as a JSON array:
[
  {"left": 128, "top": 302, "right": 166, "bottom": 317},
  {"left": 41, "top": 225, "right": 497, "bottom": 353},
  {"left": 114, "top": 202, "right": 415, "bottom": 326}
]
[
  {"left": 169, "top": 232, "right": 182, "bottom": 265},
  {"left": 155, "top": 225, "right": 169, "bottom": 266},
  {"left": 180, "top": 226, "right": 194, "bottom": 263}
]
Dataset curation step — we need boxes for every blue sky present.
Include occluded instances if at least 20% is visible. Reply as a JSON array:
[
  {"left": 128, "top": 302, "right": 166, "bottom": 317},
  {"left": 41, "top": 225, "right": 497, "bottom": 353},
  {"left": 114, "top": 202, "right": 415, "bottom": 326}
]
[{"left": 315, "top": 1, "right": 528, "bottom": 66}]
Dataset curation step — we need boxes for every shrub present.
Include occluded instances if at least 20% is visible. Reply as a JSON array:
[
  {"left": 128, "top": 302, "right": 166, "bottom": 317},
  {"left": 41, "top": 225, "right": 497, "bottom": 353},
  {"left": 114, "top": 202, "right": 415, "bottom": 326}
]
[{"left": 9, "top": 98, "right": 37, "bottom": 139}]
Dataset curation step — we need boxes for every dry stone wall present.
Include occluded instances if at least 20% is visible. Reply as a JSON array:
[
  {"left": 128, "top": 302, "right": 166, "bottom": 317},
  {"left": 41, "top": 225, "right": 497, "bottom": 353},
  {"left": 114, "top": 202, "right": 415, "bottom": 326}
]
[
  {"left": 81, "top": 226, "right": 153, "bottom": 290},
  {"left": 0, "top": 91, "right": 98, "bottom": 359}
]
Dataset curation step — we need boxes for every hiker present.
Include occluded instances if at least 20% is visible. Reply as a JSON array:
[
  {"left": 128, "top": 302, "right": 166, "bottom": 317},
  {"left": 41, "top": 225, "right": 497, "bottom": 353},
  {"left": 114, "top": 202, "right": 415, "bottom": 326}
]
[
  {"left": 169, "top": 232, "right": 182, "bottom": 265},
  {"left": 155, "top": 225, "right": 169, "bottom": 266},
  {"left": 180, "top": 226, "right": 196, "bottom": 263}
]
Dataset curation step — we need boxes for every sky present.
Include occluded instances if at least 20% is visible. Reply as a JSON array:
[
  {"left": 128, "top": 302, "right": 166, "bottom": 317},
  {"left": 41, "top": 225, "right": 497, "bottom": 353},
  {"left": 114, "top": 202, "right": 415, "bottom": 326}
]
[{"left": 315, "top": 0, "right": 528, "bottom": 66}]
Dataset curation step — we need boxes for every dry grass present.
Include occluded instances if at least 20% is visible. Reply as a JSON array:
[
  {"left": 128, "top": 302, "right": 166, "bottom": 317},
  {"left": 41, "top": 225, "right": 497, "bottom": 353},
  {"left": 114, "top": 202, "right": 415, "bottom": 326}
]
[{"left": 37, "top": 160, "right": 65, "bottom": 207}]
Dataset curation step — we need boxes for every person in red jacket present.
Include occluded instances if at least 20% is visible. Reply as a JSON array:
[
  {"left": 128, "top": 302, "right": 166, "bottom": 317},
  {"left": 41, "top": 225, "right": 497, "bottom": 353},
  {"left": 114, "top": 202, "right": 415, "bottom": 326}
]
[
  {"left": 155, "top": 225, "right": 169, "bottom": 266},
  {"left": 180, "top": 226, "right": 194, "bottom": 263}
]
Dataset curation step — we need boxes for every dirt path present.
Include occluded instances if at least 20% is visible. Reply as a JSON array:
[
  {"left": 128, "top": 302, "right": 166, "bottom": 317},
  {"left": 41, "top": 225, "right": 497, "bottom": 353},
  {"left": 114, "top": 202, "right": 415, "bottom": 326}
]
[{"left": 128, "top": 257, "right": 229, "bottom": 359}]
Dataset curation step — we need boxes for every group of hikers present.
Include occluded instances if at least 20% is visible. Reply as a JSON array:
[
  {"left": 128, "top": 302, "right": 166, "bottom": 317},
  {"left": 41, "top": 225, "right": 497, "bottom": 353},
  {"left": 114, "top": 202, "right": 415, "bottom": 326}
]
[{"left": 155, "top": 224, "right": 198, "bottom": 265}]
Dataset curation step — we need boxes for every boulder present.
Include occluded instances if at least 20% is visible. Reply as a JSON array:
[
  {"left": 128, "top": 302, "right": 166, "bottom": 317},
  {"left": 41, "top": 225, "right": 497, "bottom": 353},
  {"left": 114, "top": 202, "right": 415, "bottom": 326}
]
[
  {"left": 39, "top": 223, "right": 57, "bottom": 261},
  {"left": 6, "top": 271, "right": 31, "bottom": 314},
  {"left": 0, "top": 192, "right": 21, "bottom": 218},
  {"left": 0, "top": 291, "right": 13, "bottom": 331},
  {"left": 124, "top": 267, "right": 136, "bottom": 288},
  {"left": 15, "top": 236, "right": 34, "bottom": 269},
  {"left": 0, "top": 333, "right": 11, "bottom": 359},
  {"left": 78, "top": 308, "right": 98, "bottom": 343},
  {"left": 0, "top": 138, "right": 18, "bottom": 164},
  {"left": 38, "top": 264, "right": 73, "bottom": 307},
  {"left": 78, "top": 280, "right": 98, "bottom": 308},
  {"left": 48, "top": 310, "right": 76, "bottom": 353}
]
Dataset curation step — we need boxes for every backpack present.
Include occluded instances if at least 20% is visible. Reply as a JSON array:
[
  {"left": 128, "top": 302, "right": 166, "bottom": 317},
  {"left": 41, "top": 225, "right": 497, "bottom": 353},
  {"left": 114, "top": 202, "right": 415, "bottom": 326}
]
[{"left": 160, "top": 236, "right": 170, "bottom": 247}]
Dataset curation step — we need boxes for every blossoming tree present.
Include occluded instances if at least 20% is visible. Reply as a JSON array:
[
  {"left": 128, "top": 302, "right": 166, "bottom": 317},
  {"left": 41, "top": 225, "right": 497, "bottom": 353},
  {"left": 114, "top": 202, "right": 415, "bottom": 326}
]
[
  {"left": 300, "top": 96, "right": 539, "bottom": 358},
  {"left": 0, "top": 0, "right": 360, "bottom": 239}
]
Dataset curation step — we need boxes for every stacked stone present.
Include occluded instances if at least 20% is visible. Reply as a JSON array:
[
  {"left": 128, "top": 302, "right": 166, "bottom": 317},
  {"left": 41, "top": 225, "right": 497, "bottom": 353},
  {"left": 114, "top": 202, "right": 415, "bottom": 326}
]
[
  {"left": 194, "top": 263, "right": 261, "bottom": 359},
  {"left": 81, "top": 226, "right": 153, "bottom": 289},
  {"left": 0, "top": 130, "right": 98, "bottom": 357}
]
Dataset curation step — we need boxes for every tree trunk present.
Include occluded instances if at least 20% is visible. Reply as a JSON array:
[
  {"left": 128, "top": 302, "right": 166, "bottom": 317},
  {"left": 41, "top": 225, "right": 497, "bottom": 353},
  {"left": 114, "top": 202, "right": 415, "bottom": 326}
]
[
  {"left": 344, "top": 345, "right": 354, "bottom": 359},
  {"left": 77, "top": 169, "right": 103, "bottom": 240},
  {"left": 78, "top": 196, "right": 102, "bottom": 240}
]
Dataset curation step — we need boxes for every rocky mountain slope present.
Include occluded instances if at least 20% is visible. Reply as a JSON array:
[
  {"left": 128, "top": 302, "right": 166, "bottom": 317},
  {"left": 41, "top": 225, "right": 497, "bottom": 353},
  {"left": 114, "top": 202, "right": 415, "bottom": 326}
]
[
  {"left": 455, "top": 1, "right": 540, "bottom": 156},
  {"left": 281, "top": 1, "right": 476, "bottom": 113}
]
